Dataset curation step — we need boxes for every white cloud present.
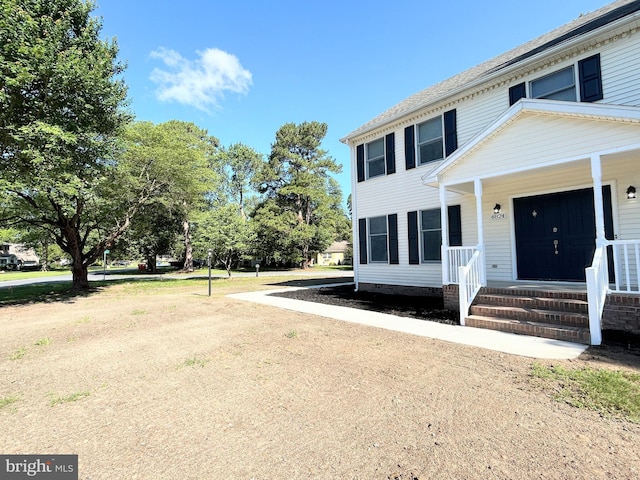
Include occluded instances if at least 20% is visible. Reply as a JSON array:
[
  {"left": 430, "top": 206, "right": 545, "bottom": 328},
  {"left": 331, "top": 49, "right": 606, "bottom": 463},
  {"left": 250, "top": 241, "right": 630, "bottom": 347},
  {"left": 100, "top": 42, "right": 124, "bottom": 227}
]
[{"left": 149, "top": 47, "right": 253, "bottom": 112}]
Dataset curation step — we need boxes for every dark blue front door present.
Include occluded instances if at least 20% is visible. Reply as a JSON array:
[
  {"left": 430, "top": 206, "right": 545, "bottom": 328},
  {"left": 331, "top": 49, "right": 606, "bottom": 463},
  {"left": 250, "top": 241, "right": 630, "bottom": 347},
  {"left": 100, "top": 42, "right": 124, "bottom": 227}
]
[{"left": 514, "top": 186, "right": 614, "bottom": 281}]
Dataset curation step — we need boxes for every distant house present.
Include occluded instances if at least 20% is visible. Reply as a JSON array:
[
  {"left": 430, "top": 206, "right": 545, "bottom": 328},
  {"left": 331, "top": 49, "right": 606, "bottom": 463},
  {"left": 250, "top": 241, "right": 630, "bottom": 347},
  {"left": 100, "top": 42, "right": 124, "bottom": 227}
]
[
  {"left": 341, "top": 0, "right": 640, "bottom": 345},
  {"left": 315, "top": 241, "right": 350, "bottom": 266},
  {"left": 0, "top": 244, "right": 40, "bottom": 270}
]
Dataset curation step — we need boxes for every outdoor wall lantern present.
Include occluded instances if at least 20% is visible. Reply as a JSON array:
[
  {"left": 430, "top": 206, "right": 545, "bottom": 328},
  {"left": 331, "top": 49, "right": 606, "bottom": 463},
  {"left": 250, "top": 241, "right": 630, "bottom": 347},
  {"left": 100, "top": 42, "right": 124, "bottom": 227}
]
[
  {"left": 627, "top": 185, "right": 636, "bottom": 199},
  {"left": 493, "top": 203, "right": 502, "bottom": 214}
]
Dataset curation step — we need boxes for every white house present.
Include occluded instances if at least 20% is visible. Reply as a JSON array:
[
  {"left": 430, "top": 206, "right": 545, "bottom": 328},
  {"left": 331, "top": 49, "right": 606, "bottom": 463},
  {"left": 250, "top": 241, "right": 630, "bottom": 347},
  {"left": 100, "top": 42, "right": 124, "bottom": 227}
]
[{"left": 341, "top": 0, "right": 640, "bottom": 345}]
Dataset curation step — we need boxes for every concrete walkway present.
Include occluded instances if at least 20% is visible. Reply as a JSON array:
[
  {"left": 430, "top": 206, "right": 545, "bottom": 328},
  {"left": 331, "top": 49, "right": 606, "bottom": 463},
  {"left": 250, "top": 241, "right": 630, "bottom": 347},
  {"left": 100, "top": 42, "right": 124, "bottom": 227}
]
[{"left": 227, "top": 284, "right": 589, "bottom": 360}]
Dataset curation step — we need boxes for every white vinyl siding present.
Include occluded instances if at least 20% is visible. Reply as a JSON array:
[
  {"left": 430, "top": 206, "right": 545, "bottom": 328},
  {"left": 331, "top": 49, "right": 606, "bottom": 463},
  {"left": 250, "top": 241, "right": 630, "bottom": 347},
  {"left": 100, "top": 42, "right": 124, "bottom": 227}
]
[{"left": 443, "top": 114, "right": 640, "bottom": 183}]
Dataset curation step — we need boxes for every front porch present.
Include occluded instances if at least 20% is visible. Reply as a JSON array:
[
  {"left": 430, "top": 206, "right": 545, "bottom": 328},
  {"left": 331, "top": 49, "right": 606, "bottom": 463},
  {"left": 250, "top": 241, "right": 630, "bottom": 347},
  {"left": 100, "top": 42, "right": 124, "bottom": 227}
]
[
  {"left": 425, "top": 101, "right": 640, "bottom": 346},
  {"left": 443, "top": 245, "right": 640, "bottom": 346}
]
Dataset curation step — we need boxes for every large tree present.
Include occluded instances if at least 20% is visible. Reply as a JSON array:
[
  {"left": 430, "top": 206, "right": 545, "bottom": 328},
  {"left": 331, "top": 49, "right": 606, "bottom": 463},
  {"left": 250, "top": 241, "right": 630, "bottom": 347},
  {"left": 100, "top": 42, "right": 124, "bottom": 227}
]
[
  {"left": 121, "top": 121, "right": 218, "bottom": 273},
  {"left": 253, "top": 121, "right": 348, "bottom": 268},
  {"left": 0, "top": 0, "right": 131, "bottom": 289},
  {"left": 216, "top": 143, "right": 262, "bottom": 219}
]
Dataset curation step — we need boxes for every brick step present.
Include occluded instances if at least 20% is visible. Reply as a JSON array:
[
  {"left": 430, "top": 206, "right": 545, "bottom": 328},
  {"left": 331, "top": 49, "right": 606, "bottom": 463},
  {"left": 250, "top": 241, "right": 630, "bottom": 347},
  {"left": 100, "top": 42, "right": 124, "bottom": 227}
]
[
  {"left": 480, "top": 287, "right": 587, "bottom": 302},
  {"left": 465, "top": 314, "right": 591, "bottom": 345},
  {"left": 470, "top": 304, "right": 589, "bottom": 328},
  {"left": 474, "top": 293, "right": 588, "bottom": 314}
]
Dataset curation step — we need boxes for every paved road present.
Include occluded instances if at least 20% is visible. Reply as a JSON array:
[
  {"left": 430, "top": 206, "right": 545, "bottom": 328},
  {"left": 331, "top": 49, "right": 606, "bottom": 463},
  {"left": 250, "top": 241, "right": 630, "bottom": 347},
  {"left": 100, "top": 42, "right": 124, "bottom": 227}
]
[{"left": 0, "top": 268, "right": 354, "bottom": 289}]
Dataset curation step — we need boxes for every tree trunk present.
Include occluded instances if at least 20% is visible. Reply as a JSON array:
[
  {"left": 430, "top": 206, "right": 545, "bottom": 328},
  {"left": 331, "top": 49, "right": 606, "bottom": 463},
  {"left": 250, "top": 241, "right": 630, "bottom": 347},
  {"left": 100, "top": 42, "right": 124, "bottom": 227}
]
[
  {"left": 183, "top": 219, "right": 193, "bottom": 272},
  {"left": 70, "top": 258, "right": 89, "bottom": 290},
  {"left": 146, "top": 254, "right": 156, "bottom": 273},
  {"left": 301, "top": 245, "right": 310, "bottom": 269},
  {"left": 63, "top": 224, "right": 90, "bottom": 290},
  {"left": 41, "top": 239, "right": 49, "bottom": 271}
]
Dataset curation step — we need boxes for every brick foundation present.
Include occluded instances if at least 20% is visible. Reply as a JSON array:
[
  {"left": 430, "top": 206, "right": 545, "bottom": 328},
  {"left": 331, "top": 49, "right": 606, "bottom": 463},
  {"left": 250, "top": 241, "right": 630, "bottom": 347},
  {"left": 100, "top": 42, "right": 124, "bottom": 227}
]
[
  {"left": 357, "top": 282, "right": 442, "bottom": 298},
  {"left": 603, "top": 293, "right": 640, "bottom": 335},
  {"left": 443, "top": 284, "right": 460, "bottom": 312}
]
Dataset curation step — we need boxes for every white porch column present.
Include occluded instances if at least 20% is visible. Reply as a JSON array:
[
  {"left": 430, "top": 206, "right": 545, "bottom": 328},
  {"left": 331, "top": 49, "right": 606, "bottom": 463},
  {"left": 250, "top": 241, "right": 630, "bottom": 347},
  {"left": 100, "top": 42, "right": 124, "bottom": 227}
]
[
  {"left": 475, "top": 178, "right": 486, "bottom": 285},
  {"left": 440, "top": 183, "right": 449, "bottom": 285},
  {"left": 590, "top": 154, "right": 606, "bottom": 245}
]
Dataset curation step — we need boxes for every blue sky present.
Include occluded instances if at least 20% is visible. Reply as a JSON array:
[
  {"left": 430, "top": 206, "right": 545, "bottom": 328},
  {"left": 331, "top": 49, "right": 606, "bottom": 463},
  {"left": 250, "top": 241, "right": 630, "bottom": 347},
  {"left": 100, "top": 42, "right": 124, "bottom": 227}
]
[{"left": 95, "top": 0, "right": 611, "bottom": 203}]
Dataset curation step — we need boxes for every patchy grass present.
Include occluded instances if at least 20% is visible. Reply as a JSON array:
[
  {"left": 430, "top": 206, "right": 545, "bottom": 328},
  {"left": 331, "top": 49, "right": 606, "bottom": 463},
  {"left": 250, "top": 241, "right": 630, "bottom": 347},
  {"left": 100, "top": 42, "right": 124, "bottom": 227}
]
[
  {"left": 285, "top": 330, "right": 298, "bottom": 339},
  {"left": 0, "top": 395, "right": 19, "bottom": 410},
  {"left": 34, "top": 337, "right": 52, "bottom": 347},
  {"left": 9, "top": 347, "right": 27, "bottom": 360},
  {"left": 532, "top": 363, "right": 640, "bottom": 423},
  {"left": 178, "top": 356, "right": 210, "bottom": 369},
  {"left": 49, "top": 391, "right": 91, "bottom": 406}
]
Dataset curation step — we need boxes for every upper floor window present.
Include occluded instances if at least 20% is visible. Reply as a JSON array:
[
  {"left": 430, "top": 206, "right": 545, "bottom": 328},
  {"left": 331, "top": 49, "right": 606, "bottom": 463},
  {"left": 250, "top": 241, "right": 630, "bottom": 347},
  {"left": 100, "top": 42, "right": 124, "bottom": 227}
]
[
  {"left": 509, "top": 53, "right": 603, "bottom": 106},
  {"left": 405, "top": 109, "right": 457, "bottom": 170},
  {"left": 530, "top": 66, "right": 576, "bottom": 101},
  {"left": 417, "top": 117, "right": 444, "bottom": 165},
  {"left": 356, "top": 133, "right": 395, "bottom": 182},
  {"left": 366, "top": 138, "right": 385, "bottom": 179}
]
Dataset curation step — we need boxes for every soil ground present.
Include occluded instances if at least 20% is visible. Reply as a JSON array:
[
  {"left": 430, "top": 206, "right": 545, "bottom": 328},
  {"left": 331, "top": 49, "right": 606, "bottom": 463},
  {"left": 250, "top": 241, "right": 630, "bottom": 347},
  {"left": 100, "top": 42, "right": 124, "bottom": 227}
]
[{"left": 1, "top": 274, "right": 640, "bottom": 479}]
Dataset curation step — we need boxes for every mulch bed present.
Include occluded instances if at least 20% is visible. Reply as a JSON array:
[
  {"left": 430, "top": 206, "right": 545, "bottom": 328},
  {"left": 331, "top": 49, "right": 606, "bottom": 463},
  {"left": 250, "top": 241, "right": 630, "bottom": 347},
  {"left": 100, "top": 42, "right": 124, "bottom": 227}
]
[{"left": 270, "top": 284, "right": 459, "bottom": 325}]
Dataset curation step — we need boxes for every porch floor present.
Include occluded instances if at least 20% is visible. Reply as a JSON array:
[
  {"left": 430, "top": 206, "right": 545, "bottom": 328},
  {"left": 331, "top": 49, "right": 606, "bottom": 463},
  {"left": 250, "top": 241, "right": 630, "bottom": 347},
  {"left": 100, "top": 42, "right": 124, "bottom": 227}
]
[{"left": 487, "top": 280, "right": 588, "bottom": 293}]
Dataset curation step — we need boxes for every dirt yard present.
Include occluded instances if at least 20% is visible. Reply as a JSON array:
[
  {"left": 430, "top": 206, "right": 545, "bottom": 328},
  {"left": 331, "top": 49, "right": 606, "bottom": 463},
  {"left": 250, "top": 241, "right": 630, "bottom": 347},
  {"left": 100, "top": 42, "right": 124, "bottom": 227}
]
[{"left": 1, "top": 275, "right": 639, "bottom": 479}]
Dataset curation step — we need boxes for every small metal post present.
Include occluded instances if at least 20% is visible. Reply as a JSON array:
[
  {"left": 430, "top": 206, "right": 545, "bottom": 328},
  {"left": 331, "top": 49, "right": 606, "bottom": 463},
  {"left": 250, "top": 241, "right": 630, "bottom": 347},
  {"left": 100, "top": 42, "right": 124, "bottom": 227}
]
[
  {"left": 255, "top": 263, "right": 260, "bottom": 277},
  {"left": 103, "top": 249, "right": 110, "bottom": 281},
  {"left": 208, "top": 249, "right": 212, "bottom": 297}
]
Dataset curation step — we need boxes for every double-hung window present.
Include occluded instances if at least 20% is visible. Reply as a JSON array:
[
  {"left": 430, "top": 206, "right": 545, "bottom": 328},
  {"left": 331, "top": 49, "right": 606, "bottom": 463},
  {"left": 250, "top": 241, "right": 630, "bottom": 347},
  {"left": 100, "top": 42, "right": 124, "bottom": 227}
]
[
  {"left": 420, "top": 209, "right": 442, "bottom": 262},
  {"left": 366, "top": 138, "right": 385, "bottom": 179},
  {"left": 368, "top": 216, "right": 388, "bottom": 262},
  {"left": 509, "top": 54, "right": 603, "bottom": 105},
  {"left": 407, "top": 206, "right": 461, "bottom": 264},
  {"left": 530, "top": 66, "right": 576, "bottom": 101},
  {"left": 417, "top": 117, "right": 444, "bottom": 165},
  {"left": 405, "top": 109, "right": 457, "bottom": 170},
  {"left": 357, "top": 133, "right": 395, "bottom": 182}
]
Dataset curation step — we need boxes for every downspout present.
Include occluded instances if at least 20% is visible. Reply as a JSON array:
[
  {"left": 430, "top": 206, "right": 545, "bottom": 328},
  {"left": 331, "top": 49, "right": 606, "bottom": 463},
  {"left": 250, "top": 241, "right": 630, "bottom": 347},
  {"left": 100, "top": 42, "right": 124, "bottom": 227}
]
[{"left": 350, "top": 143, "right": 359, "bottom": 291}]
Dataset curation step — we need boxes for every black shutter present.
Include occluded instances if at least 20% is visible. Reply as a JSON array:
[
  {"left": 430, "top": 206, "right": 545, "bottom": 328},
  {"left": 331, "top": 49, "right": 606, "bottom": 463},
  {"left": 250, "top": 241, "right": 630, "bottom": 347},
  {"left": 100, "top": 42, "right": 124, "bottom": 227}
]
[
  {"left": 404, "top": 125, "right": 415, "bottom": 170},
  {"left": 385, "top": 133, "right": 396, "bottom": 175},
  {"left": 407, "top": 211, "right": 419, "bottom": 265},
  {"left": 579, "top": 54, "right": 603, "bottom": 102},
  {"left": 509, "top": 82, "right": 526, "bottom": 105},
  {"left": 444, "top": 109, "right": 458, "bottom": 157},
  {"left": 358, "top": 218, "right": 367, "bottom": 264},
  {"left": 447, "top": 205, "right": 462, "bottom": 246},
  {"left": 388, "top": 214, "right": 399, "bottom": 265},
  {"left": 356, "top": 144, "right": 365, "bottom": 182}
]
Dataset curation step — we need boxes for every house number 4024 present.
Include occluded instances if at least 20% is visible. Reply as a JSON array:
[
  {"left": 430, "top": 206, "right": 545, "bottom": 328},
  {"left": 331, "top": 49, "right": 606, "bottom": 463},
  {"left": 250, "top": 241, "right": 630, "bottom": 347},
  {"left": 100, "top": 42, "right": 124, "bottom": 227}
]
[{"left": 491, "top": 213, "right": 506, "bottom": 220}]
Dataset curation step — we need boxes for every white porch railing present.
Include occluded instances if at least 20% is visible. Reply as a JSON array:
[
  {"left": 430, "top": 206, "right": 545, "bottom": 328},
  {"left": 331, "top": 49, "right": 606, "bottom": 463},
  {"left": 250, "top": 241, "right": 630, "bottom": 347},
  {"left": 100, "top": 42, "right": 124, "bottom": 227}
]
[
  {"left": 446, "top": 246, "right": 480, "bottom": 284},
  {"left": 585, "top": 239, "right": 640, "bottom": 346},
  {"left": 585, "top": 245, "right": 608, "bottom": 346},
  {"left": 457, "top": 248, "right": 484, "bottom": 327},
  {"left": 609, "top": 240, "right": 640, "bottom": 293}
]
